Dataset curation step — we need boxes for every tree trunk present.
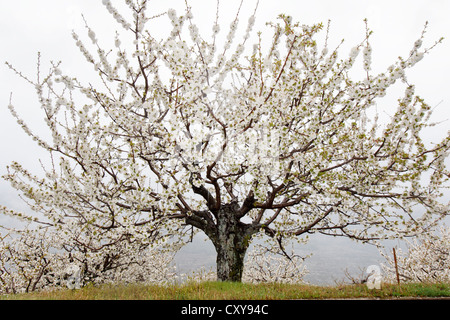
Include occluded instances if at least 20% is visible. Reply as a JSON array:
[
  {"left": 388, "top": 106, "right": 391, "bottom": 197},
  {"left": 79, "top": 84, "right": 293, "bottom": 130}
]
[
  {"left": 209, "top": 202, "right": 256, "bottom": 282},
  {"left": 185, "top": 199, "right": 260, "bottom": 282}
]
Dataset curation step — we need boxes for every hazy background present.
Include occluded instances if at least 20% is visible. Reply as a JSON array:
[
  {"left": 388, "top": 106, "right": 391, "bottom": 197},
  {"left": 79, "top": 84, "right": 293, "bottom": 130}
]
[{"left": 1, "top": 0, "right": 449, "bottom": 284}]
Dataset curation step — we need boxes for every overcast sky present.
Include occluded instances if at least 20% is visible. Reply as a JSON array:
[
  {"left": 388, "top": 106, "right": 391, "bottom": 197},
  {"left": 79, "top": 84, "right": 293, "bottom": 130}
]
[{"left": 0, "top": 0, "right": 449, "bottom": 216}]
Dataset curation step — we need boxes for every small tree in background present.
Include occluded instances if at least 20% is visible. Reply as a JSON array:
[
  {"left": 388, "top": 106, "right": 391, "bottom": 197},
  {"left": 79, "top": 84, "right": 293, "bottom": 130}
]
[
  {"left": 381, "top": 225, "right": 450, "bottom": 283},
  {"left": 1, "top": 0, "right": 449, "bottom": 284}
]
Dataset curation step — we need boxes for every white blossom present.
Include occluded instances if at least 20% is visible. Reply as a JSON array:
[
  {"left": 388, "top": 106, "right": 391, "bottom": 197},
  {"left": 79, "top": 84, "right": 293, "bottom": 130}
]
[
  {"left": 349, "top": 46, "right": 360, "bottom": 60},
  {"left": 88, "top": 29, "right": 97, "bottom": 44},
  {"left": 212, "top": 23, "right": 220, "bottom": 35},
  {"left": 167, "top": 8, "right": 177, "bottom": 21},
  {"left": 414, "top": 39, "right": 423, "bottom": 49},
  {"left": 363, "top": 44, "right": 372, "bottom": 71}
]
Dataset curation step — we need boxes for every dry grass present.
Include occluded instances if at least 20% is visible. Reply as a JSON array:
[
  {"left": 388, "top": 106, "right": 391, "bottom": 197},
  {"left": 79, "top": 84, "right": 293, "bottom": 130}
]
[{"left": 2, "top": 281, "right": 449, "bottom": 300}]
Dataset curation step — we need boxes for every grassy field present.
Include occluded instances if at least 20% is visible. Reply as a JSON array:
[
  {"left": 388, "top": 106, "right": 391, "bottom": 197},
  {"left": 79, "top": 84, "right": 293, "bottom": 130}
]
[{"left": 1, "top": 281, "right": 449, "bottom": 300}]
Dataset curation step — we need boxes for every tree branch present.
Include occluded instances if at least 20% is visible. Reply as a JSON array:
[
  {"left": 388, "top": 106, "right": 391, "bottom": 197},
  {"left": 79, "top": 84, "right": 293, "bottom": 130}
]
[{"left": 189, "top": 173, "right": 218, "bottom": 212}]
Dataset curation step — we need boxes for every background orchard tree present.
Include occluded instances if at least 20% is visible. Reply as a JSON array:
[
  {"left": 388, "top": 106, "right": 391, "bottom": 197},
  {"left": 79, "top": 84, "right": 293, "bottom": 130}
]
[
  {"left": 1, "top": 0, "right": 449, "bottom": 282},
  {"left": 380, "top": 225, "right": 450, "bottom": 283},
  {"left": 0, "top": 227, "right": 179, "bottom": 294}
]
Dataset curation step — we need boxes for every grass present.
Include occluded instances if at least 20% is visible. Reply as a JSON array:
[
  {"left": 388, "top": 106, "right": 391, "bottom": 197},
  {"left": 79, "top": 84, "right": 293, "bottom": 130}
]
[{"left": 1, "top": 281, "right": 449, "bottom": 300}]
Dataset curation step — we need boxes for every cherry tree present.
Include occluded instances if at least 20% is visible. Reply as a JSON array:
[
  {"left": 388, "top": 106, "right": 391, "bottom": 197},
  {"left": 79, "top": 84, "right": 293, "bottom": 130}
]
[
  {"left": 2, "top": 0, "right": 449, "bottom": 283},
  {"left": 0, "top": 225, "right": 179, "bottom": 294},
  {"left": 242, "top": 243, "right": 309, "bottom": 284},
  {"left": 381, "top": 225, "right": 450, "bottom": 283}
]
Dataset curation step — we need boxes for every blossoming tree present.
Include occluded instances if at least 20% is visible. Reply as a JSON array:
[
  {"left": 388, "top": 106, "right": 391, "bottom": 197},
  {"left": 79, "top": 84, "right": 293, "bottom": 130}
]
[
  {"left": 2, "top": 0, "right": 449, "bottom": 282},
  {"left": 381, "top": 225, "right": 450, "bottom": 283}
]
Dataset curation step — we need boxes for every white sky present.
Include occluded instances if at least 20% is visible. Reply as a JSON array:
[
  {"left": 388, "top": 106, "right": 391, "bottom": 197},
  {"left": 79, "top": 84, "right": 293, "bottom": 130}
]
[{"left": 0, "top": 0, "right": 449, "bottom": 217}]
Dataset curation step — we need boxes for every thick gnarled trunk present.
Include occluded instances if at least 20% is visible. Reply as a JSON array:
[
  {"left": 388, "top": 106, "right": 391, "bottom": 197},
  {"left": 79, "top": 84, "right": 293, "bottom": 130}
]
[
  {"left": 192, "top": 201, "right": 258, "bottom": 282},
  {"left": 213, "top": 202, "right": 252, "bottom": 282},
  {"left": 215, "top": 238, "right": 248, "bottom": 282}
]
